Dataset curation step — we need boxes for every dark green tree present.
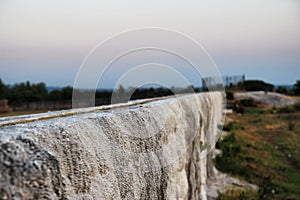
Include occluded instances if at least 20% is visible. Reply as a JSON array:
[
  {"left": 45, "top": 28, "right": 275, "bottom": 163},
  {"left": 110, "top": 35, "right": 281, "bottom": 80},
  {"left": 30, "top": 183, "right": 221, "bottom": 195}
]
[
  {"left": 0, "top": 78, "right": 9, "bottom": 99},
  {"left": 7, "top": 81, "right": 48, "bottom": 104},
  {"left": 244, "top": 80, "right": 274, "bottom": 92},
  {"left": 293, "top": 80, "right": 300, "bottom": 95},
  {"left": 33, "top": 82, "right": 48, "bottom": 100},
  {"left": 276, "top": 86, "right": 288, "bottom": 94},
  {"left": 61, "top": 86, "right": 73, "bottom": 100},
  {"left": 48, "top": 90, "right": 62, "bottom": 101}
]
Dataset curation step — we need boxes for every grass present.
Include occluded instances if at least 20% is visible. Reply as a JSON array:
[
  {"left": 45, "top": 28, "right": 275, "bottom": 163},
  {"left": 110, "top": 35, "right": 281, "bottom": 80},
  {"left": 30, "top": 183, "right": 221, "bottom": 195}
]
[
  {"left": 216, "top": 104, "right": 300, "bottom": 199},
  {"left": 244, "top": 107, "right": 264, "bottom": 114},
  {"left": 222, "top": 122, "right": 245, "bottom": 132},
  {"left": 218, "top": 187, "right": 259, "bottom": 200}
]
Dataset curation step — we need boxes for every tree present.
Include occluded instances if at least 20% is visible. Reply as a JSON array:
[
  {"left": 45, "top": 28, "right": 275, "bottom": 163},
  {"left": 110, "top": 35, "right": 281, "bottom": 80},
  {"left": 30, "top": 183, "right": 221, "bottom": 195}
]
[
  {"left": 276, "top": 86, "right": 288, "bottom": 94},
  {"left": 118, "top": 85, "right": 125, "bottom": 94},
  {"left": 33, "top": 82, "right": 48, "bottom": 100},
  {"left": 0, "top": 78, "right": 8, "bottom": 99},
  {"left": 48, "top": 90, "right": 62, "bottom": 101},
  {"left": 294, "top": 80, "right": 300, "bottom": 95},
  {"left": 7, "top": 81, "right": 48, "bottom": 104},
  {"left": 61, "top": 86, "right": 73, "bottom": 100},
  {"left": 244, "top": 80, "right": 274, "bottom": 92}
]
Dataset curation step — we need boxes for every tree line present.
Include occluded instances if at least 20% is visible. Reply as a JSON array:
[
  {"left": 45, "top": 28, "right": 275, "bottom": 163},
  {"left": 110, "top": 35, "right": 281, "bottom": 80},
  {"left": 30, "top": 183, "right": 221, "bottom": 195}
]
[
  {"left": 1, "top": 78, "right": 299, "bottom": 106},
  {"left": 0, "top": 79, "right": 77, "bottom": 105},
  {"left": 226, "top": 79, "right": 300, "bottom": 95},
  {"left": 0, "top": 79, "right": 200, "bottom": 106}
]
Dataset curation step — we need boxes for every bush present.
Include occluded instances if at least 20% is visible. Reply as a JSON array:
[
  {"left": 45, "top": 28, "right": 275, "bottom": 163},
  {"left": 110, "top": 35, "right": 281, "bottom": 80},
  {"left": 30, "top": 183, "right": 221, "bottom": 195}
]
[
  {"left": 226, "top": 91, "right": 234, "bottom": 100},
  {"left": 236, "top": 107, "right": 245, "bottom": 114},
  {"left": 222, "top": 124, "right": 232, "bottom": 132},
  {"left": 240, "top": 99, "right": 256, "bottom": 107}
]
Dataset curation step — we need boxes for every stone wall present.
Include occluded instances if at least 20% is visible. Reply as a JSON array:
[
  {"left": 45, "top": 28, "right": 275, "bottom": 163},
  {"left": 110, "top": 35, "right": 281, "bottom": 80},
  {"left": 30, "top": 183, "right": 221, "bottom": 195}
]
[{"left": 0, "top": 92, "right": 224, "bottom": 200}]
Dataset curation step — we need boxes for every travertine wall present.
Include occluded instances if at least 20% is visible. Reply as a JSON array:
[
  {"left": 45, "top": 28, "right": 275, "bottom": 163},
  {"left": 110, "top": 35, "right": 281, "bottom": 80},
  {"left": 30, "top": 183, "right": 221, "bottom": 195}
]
[{"left": 0, "top": 92, "right": 223, "bottom": 200}]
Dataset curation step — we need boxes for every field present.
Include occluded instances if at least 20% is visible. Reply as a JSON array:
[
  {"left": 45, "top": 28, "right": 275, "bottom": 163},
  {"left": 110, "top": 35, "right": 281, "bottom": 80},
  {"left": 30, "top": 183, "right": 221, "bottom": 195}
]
[{"left": 216, "top": 102, "right": 300, "bottom": 199}]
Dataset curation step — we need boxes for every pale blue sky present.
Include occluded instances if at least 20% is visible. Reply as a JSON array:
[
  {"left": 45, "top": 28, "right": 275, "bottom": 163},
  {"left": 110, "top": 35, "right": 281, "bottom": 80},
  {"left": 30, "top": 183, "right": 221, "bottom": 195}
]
[{"left": 0, "top": 0, "right": 299, "bottom": 88}]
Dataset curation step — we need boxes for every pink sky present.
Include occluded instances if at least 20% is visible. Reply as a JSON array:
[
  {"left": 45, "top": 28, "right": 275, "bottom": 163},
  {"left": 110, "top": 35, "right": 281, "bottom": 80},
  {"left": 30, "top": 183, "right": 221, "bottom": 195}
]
[{"left": 0, "top": 0, "right": 299, "bottom": 88}]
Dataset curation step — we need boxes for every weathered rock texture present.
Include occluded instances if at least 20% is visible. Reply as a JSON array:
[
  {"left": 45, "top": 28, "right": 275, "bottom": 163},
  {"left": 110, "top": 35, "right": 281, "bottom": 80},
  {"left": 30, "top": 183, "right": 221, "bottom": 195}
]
[
  {"left": 234, "top": 91, "right": 297, "bottom": 107},
  {"left": 0, "top": 92, "right": 223, "bottom": 200}
]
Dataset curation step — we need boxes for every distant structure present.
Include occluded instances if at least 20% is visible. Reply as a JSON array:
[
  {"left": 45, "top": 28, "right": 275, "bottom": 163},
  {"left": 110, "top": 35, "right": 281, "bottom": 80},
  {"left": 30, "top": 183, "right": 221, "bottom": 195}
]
[
  {"left": 223, "top": 75, "right": 245, "bottom": 88},
  {"left": 202, "top": 75, "right": 245, "bottom": 91}
]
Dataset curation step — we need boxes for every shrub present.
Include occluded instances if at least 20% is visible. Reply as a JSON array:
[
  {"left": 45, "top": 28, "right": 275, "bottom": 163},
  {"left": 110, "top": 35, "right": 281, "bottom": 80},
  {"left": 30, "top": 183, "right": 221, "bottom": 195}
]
[
  {"left": 226, "top": 91, "right": 234, "bottom": 100},
  {"left": 240, "top": 99, "right": 256, "bottom": 107},
  {"left": 236, "top": 107, "right": 245, "bottom": 114}
]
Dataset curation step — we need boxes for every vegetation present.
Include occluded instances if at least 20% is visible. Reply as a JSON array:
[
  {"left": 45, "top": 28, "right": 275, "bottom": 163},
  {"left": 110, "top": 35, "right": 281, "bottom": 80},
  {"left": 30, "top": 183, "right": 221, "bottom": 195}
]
[
  {"left": 222, "top": 122, "right": 245, "bottom": 132},
  {"left": 294, "top": 81, "right": 300, "bottom": 95},
  {"left": 218, "top": 187, "right": 259, "bottom": 200},
  {"left": 243, "top": 80, "right": 274, "bottom": 92},
  {"left": 275, "top": 80, "right": 300, "bottom": 96},
  {"left": 0, "top": 79, "right": 56, "bottom": 104},
  {"left": 274, "top": 102, "right": 300, "bottom": 114},
  {"left": 216, "top": 103, "right": 300, "bottom": 199},
  {"left": 0, "top": 79, "right": 9, "bottom": 100},
  {"left": 7, "top": 81, "right": 48, "bottom": 104},
  {"left": 240, "top": 99, "right": 256, "bottom": 107},
  {"left": 226, "top": 91, "right": 234, "bottom": 100},
  {"left": 224, "top": 78, "right": 300, "bottom": 96},
  {"left": 276, "top": 86, "right": 288, "bottom": 94},
  {"left": 0, "top": 79, "right": 200, "bottom": 109}
]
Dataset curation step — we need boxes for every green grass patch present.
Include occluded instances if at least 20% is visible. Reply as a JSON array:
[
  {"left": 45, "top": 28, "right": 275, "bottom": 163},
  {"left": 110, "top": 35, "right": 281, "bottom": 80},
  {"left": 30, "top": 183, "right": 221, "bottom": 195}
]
[
  {"left": 222, "top": 122, "right": 245, "bottom": 132},
  {"left": 245, "top": 107, "right": 264, "bottom": 114},
  {"left": 215, "top": 109, "right": 300, "bottom": 199}
]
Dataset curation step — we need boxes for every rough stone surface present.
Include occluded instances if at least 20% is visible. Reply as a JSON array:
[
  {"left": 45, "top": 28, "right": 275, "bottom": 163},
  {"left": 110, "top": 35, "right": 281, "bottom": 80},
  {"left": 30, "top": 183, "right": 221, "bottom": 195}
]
[
  {"left": 0, "top": 93, "right": 223, "bottom": 200},
  {"left": 207, "top": 167, "right": 258, "bottom": 199},
  {"left": 234, "top": 91, "right": 298, "bottom": 107}
]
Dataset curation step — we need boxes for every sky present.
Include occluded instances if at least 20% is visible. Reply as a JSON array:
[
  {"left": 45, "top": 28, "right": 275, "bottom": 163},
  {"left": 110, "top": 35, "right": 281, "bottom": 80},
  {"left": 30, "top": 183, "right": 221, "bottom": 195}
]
[{"left": 0, "top": 0, "right": 299, "bottom": 89}]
